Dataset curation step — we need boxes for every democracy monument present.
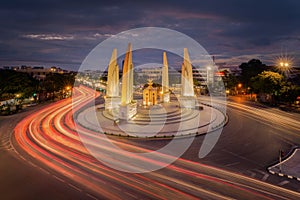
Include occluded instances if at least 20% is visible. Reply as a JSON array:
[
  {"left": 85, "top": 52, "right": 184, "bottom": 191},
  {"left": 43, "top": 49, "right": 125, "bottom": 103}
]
[
  {"left": 104, "top": 43, "right": 196, "bottom": 120},
  {"left": 77, "top": 43, "right": 226, "bottom": 138}
]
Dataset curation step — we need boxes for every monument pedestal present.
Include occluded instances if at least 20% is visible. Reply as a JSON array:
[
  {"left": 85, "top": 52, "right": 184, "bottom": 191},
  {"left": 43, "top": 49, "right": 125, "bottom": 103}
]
[
  {"left": 162, "top": 93, "right": 170, "bottom": 103},
  {"left": 105, "top": 96, "right": 121, "bottom": 110},
  {"left": 105, "top": 96, "right": 121, "bottom": 118},
  {"left": 179, "top": 96, "right": 196, "bottom": 109},
  {"left": 119, "top": 102, "right": 137, "bottom": 120}
]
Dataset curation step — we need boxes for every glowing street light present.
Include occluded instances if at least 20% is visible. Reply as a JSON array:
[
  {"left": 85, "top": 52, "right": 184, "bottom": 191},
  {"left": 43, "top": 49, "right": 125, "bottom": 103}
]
[
  {"left": 280, "top": 62, "right": 289, "bottom": 67},
  {"left": 275, "top": 54, "right": 293, "bottom": 77}
]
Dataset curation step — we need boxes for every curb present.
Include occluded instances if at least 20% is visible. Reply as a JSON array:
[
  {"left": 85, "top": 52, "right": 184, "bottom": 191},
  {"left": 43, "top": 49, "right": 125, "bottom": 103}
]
[{"left": 267, "top": 146, "right": 300, "bottom": 181}]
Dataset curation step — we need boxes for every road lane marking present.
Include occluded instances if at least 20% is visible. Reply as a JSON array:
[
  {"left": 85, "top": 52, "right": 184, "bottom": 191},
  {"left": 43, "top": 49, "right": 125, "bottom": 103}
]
[
  {"left": 96, "top": 178, "right": 106, "bottom": 185},
  {"left": 278, "top": 180, "right": 289, "bottom": 186},
  {"left": 19, "top": 155, "right": 26, "bottom": 161},
  {"left": 261, "top": 174, "right": 269, "bottom": 181},
  {"left": 86, "top": 193, "right": 99, "bottom": 200},
  {"left": 39, "top": 167, "right": 50, "bottom": 175},
  {"left": 254, "top": 169, "right": 267, "bottom": 175},
  {"left": 28, "top": 161, "right": 37, "bottom": 168},
  {"left": 111, "top": 185, "right": 122, "bottom": 192},
  {"left": 225, "top": 162, "right": 240, "bottom": 167},
  {"left": 245, "top": 170, "right": 256, "bottom": 178},
  {"left": 125, "top": 192, "right": 137, "bottom": 199},
  {"left": 52, "top": 175, "right": 65, "bottom": 183},
  {"left": 68, "top": 183, "right": 82, "bottom": 192}
]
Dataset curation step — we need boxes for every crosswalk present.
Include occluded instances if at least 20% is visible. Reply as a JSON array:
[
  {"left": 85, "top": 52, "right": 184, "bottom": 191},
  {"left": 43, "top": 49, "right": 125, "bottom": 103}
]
[
  {"left": 216, "top": 160, "right": 300, "bottom": 191},
  {"left": 242, "top": 168, "right": 297, "bottom": 188},
  {"left": 0, "top": 131, "right": 13, "bottom": 151}
]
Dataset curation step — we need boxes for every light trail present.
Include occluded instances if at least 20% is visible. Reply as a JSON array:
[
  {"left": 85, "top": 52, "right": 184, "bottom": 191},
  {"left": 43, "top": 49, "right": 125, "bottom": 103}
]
[{"left": 14, "top": 85, "right": 300, "bottom": 200}]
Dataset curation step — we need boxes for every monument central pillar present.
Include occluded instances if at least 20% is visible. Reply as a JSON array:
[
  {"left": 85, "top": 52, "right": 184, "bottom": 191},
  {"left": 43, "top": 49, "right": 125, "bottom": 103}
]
[
  {"left": 105, "top": 48, "right": 121, "bottom": 116},
  {"left": 179, "top": 48, "right": 196, "bottom": 108},
  {"left": 119, "top": 43, "right": 137, "bottom": 120},
  {"left": 162, "top": 52, "right": 170, "bottom": 103}
]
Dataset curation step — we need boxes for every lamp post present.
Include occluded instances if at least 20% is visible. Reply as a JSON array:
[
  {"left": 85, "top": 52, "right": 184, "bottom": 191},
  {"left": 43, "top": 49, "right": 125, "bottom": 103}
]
[
  {"left": 206, "top": 66, "right": 211, "bottom": 88},
  {"left": 65, "top": 86, "right": 71, "bottom": 98},
  {"left": 237, "top": 83, "right": 242, "bottom": 95}
]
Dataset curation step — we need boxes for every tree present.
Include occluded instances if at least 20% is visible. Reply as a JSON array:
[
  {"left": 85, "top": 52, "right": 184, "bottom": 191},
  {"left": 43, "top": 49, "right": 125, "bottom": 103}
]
[
  {"left": 42, "top": 73, "right": 75, "bottom": 100},
  {"left": 0, "top": 69, "right": 38, "bottom": 101},
  {"left": 239, "top": 59, "right": 271, "bottom": 87},
  {"left": 280, "top": 82, "right": 300, "bottom": 104},
  {"left": 220, "top": 70, "right": 238, "bottom": 90},
  {"left": 251, "top": 71, "right": 284, "bottom": 104}
]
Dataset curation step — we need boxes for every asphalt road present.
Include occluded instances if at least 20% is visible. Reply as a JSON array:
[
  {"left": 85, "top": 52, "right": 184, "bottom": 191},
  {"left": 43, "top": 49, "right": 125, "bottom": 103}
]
[
  {"left": 126, "top": 95, "right": 300, "bottom": 192},
  {"left": 0, "top": 104, "right": 90, "bottom": 200},
  {"left": 1, "top": 88, "right": 300, "bottom": 199}
]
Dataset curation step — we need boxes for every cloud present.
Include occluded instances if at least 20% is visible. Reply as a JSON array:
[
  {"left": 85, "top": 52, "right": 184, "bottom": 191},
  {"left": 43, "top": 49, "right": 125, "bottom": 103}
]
[
  {"left": 93, "top": 33, "right": 114, "bottom": 38},
  {"left": 23, "top": 34, "right": 74, "bottom": 41},
  {"left": 0, "top": 0, "right": 299, "bottom": 70}
]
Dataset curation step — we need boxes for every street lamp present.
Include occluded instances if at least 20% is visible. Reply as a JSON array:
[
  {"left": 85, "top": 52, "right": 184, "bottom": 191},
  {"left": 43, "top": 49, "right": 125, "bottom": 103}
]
[
  {"left": 280, "top": 62, "right": 289, "bottom": 68},
  {"left": 275, "top": 55, "right": 293, "bottom": 77},
  {"left": 278, "top": 61, "right": 291, "bottom": 78},
  {"left": 236, "top": 83, "right": 242, "bottom": 95},
  {"left": 64, "top": 86, "right": 72, "bottom": 98}
]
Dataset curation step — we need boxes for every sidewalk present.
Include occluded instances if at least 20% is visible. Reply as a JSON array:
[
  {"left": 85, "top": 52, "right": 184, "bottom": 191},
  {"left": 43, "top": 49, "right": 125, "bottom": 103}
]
[{"left": 268, "top": 148, "right": 300, "bottom": 181}]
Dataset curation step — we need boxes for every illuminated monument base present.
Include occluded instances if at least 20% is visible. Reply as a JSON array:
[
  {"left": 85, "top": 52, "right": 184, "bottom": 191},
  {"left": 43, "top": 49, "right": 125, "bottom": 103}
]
[
  {"left": 78, "top": 99, "right": 226, "bottom": 138},
  {"left": 105, "top": 96, "right": 121, "bottom": 110},
  {"left": 119, "top": 102, "right": 137, "bottom": 120},
  {"left": 104, "top": 96, "right": 121, "bottom": 116},
  {"left": 179, "top": 96, "right": 196, "bottom": 109},
  {"left": 162, "top": 93, "right": 170, "bottom": 103}
]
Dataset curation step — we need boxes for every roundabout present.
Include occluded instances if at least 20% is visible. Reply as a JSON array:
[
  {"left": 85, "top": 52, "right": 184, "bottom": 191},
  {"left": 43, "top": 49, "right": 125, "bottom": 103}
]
[
  {"left": 75, "top": 43, "right": 227, "bottom": 139},
  {"left": 76, "top": 99, "right": 227, "bottom": 138}
]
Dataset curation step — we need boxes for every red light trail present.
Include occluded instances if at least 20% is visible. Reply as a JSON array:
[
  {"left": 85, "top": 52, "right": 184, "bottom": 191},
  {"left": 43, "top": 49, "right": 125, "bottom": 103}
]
[{"left": 13, "top": 85, "right": 300, "bottom": 200}]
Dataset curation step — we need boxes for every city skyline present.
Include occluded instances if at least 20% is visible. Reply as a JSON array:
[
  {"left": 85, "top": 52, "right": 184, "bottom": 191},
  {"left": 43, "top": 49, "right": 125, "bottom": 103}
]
[{"left": 0, "top": 0, "right": 300, "bottom": 70}]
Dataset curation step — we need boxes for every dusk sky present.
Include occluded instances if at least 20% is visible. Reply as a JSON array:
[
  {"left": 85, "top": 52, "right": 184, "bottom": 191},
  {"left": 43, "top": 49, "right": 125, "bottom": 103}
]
[{"left": 0, "top": 0, "right": 300, "bottom": 70}]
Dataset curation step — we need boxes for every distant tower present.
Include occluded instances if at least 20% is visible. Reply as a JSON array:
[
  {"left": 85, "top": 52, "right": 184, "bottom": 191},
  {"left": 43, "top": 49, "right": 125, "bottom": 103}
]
[
  {"left": 105, "top": 48, "right": 120, "bottom": 113},
  {"left": 162, "top": 52, "right": 170, "bottom": 103},
  {"left": 180, "top": 48, "right": 195, "bottom": 108},
  {"left": 119, "top": 43, "right": 137, "bottom": 120}
]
